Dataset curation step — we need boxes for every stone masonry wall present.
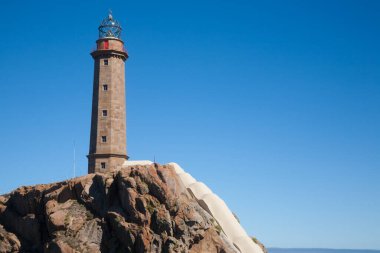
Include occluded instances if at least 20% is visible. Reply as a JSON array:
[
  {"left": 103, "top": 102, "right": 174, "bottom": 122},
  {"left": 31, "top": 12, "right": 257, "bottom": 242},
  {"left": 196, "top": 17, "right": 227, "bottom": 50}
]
[{"left": 88, "top": 38, "right": 127, "bottom": 173}]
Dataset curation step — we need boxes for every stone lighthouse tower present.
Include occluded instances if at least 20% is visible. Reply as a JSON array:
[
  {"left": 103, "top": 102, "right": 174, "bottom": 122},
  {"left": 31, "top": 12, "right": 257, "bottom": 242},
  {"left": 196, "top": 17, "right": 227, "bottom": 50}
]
[{"left": 88, "top": 12, "right": 129, "bottom": 173}]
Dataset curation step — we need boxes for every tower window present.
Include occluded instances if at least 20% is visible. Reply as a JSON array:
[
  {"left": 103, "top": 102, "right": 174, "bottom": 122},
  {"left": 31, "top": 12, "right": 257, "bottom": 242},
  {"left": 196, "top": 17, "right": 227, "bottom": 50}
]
[
  {"left": 101, "top": 136, "right": 107, "bottom": 142},
  {"left": 103, "top": 59, "right": 108, "bottom": 65},
  {"left": 103, "top": 84, "right": 108, "bottom": 91},
  {"left": 101, "top": 162, "right": 106, "bottom": 169},
  {"left": 102, "top": 110, "right": 108, "bottom": 116}
]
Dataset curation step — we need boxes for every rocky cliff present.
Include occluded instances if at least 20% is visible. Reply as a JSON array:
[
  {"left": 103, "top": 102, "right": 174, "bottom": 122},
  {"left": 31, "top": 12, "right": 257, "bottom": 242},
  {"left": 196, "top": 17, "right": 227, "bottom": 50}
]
[{"left": 0, "top": 164, "right": 240, "bottom": 253}]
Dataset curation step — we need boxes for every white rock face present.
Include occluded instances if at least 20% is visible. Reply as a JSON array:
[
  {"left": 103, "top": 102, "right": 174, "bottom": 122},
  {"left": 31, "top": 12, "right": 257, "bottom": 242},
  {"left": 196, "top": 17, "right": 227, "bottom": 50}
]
[
  {"left": 122, "top": 160, "right": 154, "bottom": 166},
  {"left": 168, "top": 162, "right": 264, "bottom": 253}
]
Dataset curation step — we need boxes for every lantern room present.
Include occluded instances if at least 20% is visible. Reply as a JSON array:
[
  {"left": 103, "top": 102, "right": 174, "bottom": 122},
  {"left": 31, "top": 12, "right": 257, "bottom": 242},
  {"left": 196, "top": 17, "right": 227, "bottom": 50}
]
[
  {"left": 98, "top": 11, "right": 122, "bottom": 39},
  {"left": 92, "top": 11, "right": 128, "bottom": 59}
]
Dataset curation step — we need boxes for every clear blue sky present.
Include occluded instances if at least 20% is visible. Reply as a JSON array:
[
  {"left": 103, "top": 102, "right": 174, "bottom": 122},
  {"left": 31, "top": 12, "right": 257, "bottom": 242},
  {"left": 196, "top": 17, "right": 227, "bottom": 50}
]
[{"left": 0, "top": 0, "right": 379, "bottom": 249}]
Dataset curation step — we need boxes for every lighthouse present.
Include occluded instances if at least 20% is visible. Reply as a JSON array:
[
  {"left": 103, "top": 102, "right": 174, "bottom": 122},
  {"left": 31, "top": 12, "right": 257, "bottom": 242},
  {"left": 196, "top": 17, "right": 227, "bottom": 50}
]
[{"left": 88, "top": 12, "right": 129, "bottom": 173}]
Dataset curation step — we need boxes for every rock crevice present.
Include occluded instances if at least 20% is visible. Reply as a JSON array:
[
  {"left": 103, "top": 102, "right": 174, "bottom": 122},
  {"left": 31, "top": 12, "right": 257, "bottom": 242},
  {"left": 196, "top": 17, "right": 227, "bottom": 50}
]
[{"left": 0, "top": 164, "right": 238, "bottom": 253}]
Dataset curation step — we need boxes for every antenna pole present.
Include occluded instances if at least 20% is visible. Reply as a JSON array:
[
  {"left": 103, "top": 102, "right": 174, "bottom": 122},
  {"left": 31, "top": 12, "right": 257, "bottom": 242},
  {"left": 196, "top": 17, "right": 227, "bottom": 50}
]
[{"left": 73, "top": 141, "right": 76, "bottom": 178}]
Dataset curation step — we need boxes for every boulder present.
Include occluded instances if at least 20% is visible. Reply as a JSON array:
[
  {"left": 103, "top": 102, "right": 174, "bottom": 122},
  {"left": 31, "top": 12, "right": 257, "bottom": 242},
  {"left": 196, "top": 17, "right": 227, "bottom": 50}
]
[{"left": 0, "top": 225, "right": 21, "bottom": 253}]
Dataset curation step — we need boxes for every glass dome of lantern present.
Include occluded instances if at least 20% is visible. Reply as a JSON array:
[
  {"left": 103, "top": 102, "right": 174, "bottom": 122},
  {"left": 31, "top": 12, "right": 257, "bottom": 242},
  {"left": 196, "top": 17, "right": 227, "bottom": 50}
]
[{"left": 98, "top": 11, "right": 122, "bottom": 39}]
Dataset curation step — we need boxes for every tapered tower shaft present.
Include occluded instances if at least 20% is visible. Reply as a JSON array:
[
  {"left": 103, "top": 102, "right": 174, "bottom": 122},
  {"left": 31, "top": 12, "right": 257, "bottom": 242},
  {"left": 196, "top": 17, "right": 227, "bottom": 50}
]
[{"left": 88, "top": 13, "right": 129, "bottom": 173}]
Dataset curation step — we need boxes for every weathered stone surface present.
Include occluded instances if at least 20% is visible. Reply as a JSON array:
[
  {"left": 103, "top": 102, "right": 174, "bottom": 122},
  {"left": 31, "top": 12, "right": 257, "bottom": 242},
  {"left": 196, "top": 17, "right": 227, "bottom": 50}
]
[
  {"left": 0, "top": 164, "right": 239, "bottom": 252},
  {"left": 45, "top": 240, "right": 75, "bottom": 253},
  {"left": 0, "top": 225, "right": 21, "bottom": 253}
]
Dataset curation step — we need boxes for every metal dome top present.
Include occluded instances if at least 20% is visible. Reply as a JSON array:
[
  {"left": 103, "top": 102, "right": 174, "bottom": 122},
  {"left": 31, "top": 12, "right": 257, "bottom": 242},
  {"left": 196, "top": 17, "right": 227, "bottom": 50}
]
[{"left": 98, "top": 11, "right": 122, "bottom": 39}]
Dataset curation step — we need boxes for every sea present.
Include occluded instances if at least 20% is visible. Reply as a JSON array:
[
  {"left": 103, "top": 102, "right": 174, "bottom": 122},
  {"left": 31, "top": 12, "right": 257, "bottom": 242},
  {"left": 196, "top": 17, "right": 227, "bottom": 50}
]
[{"left": 268, "top": 249, "right": 380, "bottom": 253}]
